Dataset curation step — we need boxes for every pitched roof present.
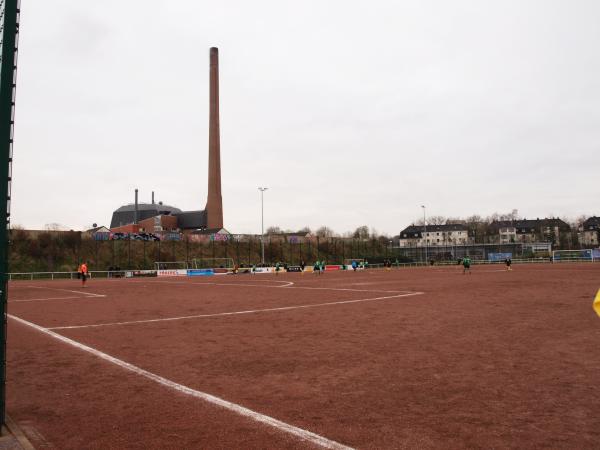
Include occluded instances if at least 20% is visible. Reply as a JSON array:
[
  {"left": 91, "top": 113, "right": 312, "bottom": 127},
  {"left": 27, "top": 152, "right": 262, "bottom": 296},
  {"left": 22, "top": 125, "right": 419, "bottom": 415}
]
[
  {"left": 490, "top": 218, "right": 570, "bottom": 232},
  {"left": 582, "top": 216, "right": 600, "bottom": 230},
  {"left": 86, "top": 226, "right": 110, "bottom": 233},
  {"left": 399, "top": 223, "right": 468, "bottom": 238}
]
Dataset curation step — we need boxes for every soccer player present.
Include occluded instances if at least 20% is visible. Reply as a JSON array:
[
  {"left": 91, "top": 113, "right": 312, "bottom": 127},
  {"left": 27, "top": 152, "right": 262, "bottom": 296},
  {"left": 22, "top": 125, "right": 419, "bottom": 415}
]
[
  {"left": 314, "top": 260, "right": 320, "bottom": 275},
  {"left": 320, "top": 260, "right": 326, "bottom": 274},
  {"left": 505, "top": 257, "right": 512, "bottom": 271},
  {"left": 462, "top": 256, "right": 471, "bottom": 275},
  {"left": 351, "top": 260, "right": 358, "bottom": 272},
  {"left": 275, "top": 261, "right": 281, "bottom": 275},
  {"left": 78, "top": 261, "right": 89, "bottom": 287}
]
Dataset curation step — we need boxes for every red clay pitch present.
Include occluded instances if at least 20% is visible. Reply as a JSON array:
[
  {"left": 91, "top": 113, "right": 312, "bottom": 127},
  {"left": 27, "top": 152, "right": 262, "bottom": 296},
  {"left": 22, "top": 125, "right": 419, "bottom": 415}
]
[{"left": 6, "top": 264, "right": 600, "bottom": 449}]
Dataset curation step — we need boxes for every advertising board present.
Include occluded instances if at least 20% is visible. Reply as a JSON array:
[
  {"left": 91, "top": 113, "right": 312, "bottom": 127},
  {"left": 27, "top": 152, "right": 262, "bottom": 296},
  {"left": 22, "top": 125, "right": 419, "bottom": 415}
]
[
  {"left": 187, "top": 269, "right": 214, "bottom": 276},
  {"left": 126, "top": 270, "right": 158, "bottom": 278},
  {"left": 157, "top": 269, "right": 188, "bottom": 277},
  {"left": 488, "top": 253, "right": 512, "bottom": 262}
]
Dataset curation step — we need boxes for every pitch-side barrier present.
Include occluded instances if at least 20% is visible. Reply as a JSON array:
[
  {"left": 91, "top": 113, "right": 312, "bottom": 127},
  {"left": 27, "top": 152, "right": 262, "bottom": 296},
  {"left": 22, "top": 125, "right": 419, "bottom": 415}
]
[{"left": 8, "top": 257, "right": 599, "bottom": 281}]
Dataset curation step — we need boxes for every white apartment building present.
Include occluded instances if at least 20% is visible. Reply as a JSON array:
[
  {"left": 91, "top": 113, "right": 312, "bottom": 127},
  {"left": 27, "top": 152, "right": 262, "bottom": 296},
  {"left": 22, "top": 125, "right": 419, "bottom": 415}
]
[{"left": 398, "top": 224, "right": 470, "bottom": 247}]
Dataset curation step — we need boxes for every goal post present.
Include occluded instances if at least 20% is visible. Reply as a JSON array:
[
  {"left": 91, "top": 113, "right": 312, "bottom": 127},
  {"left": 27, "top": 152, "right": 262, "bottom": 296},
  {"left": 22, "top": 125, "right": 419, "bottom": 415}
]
[
  {"left": 551, "top": 249, "right": 594, "bottom": 262},
  {"left": 154, "top": 261, "right": 190, "bottom": 270},
  {"left": 192, "top": 258, "right": 234, "bottom": 269}
]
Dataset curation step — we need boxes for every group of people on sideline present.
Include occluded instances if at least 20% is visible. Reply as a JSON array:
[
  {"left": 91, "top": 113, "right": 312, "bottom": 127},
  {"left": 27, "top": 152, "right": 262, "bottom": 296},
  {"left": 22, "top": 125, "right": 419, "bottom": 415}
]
[{"left": 74, "top": 255, "right": 515, "bottom": 287}]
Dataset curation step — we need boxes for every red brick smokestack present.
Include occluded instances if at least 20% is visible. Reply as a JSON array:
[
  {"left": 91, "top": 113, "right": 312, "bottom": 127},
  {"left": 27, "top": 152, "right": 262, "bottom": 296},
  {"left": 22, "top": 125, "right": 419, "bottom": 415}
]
[{"left": 206, "top": 47, "right": 223, "bottom": 229}]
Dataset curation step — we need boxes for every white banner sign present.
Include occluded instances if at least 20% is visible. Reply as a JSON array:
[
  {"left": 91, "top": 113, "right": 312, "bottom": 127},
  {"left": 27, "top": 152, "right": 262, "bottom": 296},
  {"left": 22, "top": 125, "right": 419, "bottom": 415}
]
[{"left": 157, "top": 269, "right": 188, "bottom": 277}]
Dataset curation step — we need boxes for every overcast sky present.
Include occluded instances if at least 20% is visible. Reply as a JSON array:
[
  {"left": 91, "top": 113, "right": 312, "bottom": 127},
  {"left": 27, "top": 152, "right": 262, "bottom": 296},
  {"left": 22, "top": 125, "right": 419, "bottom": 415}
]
[{"left": 11, "top": 0, "right": 600, "bottom": 235}]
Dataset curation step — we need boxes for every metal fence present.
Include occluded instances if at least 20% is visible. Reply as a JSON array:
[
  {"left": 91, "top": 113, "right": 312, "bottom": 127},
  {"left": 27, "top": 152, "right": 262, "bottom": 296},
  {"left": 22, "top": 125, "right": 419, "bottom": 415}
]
[{"left": 7, "top": 257, "right": 598, "bottom": 281}]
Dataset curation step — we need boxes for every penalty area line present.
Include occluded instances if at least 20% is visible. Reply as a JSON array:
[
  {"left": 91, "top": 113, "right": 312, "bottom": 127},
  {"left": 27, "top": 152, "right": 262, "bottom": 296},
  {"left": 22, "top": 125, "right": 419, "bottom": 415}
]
[
  {"left": 10, "top": 295, "right": 107, "bottom": 303},
  {"left": 125, "top": 279, "right": 296, "bottom": 289},
  {"left": 48, "top": 291, "right": 424, "bottom": 330},
  {"left": 25, "top": 285, "right": 105, "bottom": 298},
  {"left": 127, "top": 279, "right": 405, "bottom": 294},
  {"left": 8, "top": 314, "right": 354, "bottom": 450}
]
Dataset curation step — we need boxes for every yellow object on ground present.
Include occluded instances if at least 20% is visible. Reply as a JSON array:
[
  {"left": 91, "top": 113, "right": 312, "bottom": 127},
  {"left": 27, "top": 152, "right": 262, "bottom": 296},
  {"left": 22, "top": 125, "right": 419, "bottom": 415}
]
[{"left": 594, "top": 289, "right": 600, "bottom": 318}]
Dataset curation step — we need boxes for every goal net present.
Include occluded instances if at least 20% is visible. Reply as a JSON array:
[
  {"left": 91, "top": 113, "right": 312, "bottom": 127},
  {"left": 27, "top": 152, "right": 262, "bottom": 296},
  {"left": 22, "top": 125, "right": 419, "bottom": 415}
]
[
  {"left": 154, "top": 261, "right": 190, "bottom": 270},
  {"left": 552, "top": 249, "right": 594, "bottom": 262},
  {"left": 192, "top": 258, "right": 234, "bottom": 269}
]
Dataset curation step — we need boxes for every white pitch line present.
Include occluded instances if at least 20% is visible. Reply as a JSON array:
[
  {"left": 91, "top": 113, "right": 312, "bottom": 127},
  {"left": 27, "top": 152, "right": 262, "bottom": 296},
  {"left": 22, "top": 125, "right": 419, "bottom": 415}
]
[
  {"left": 8, "top": 314, "right": 354, "bottom": 450},
  {"left": 126, "top": 280, "right": 296, "bottom": 289},
  {"left": 281, "top": 286, "right": 409, "bottom": 294},
  {"left": 48, "top": 292, "right": 424, "bottom": 330},
  {"left": 10, "top": 295, "right": 107, "bottom": 303},
  {"left": 129, "top": 279, "right": 406, "bottom": 294},
  {"left": 25, "top": 285, "right": 105, "bottom": 298}
]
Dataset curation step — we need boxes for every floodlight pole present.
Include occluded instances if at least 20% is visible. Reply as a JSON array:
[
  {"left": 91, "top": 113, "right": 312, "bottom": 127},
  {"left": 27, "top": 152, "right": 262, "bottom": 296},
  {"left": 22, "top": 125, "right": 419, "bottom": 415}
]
[
  {"left": 259, "top": 187, "right": 268, "bottom": 264},
  {"left": 421, "top": 205, "right": 428, "bottom": 264}
]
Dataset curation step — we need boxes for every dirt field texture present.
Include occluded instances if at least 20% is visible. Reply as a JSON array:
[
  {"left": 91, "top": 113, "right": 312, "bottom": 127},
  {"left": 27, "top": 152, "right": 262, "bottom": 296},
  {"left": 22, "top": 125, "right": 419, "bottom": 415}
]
[{"left": 6, "top": 263, "right": 600, "bottom": 449}]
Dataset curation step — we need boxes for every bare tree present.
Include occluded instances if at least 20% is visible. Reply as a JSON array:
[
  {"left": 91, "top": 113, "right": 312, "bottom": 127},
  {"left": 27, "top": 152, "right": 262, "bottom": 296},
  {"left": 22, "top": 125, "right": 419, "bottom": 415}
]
[
  {"left": 573, "top": 215, "right": 588, "bottom": 228},
  {"left": 45, "top": 223, "right": 69, "bottom": 231},
  {"left": 266, "top": 226, "right": 282, "bottom": 234},
  {"left": 353, "top": 225, "right": 369, "bottom": 239},
  {"left": 487, "top": 209, "right": 520, "bottom": 222},
  {"left": 315, "top": 226, "right": 335, "bottom": 238},
  {"left": 428, "top": 215, "right": 446, "bottom": 225}
]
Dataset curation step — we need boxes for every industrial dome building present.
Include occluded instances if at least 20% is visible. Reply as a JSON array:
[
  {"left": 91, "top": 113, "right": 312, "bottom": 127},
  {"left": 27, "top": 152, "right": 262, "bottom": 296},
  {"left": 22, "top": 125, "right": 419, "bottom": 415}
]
[
  {"left": 110, "top": 202, "right": 183, "bottom": 228},
  {"left": 109, "top": 191, "right": 208, "bottom": 234}
]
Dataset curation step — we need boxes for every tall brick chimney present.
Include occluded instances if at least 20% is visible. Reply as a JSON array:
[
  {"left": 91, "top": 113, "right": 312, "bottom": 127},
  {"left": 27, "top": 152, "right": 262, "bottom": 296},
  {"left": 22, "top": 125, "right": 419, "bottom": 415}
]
[{"left": 205, "top": 47, "right": 223, "bottom": 229}]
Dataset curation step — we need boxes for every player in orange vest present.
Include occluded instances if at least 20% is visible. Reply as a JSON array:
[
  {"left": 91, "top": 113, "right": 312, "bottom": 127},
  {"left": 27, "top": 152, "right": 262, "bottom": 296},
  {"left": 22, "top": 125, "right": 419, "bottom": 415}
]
[{"left": 78, "top": 262, "right": 89, "bottom": 288}]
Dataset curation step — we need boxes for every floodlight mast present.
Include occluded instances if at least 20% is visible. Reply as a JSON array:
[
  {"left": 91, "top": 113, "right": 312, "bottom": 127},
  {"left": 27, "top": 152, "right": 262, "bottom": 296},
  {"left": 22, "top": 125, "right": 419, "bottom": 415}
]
[
  {"left": 421, "top": 205, "right": 428, "bottom": 264},
  {"left": 258, "top": 187, "right": 268, "bottom": 264}
]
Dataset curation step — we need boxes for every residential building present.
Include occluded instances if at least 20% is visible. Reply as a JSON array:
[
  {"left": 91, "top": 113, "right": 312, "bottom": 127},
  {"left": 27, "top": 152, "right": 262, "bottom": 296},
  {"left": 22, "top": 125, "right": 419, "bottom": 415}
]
[
  {"left": 398, "top": 224, "right": 471, "bottom": 247},
  {"left": 488, "top": 218, "right": 570, "bottom": 245},
  {"left": 579, "top": 217, "right": 600, "bottom": 247}
]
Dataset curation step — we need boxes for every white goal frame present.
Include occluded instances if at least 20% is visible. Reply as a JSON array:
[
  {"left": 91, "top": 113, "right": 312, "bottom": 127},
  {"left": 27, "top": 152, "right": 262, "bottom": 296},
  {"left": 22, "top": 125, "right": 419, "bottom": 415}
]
[
  {"left": 192, "top": 258, "right": 235, "bottom": 269},
  {"left": 551, "top": 249, "right": 595, "bottom": 262},
  {"left": 154, "top": 261, "right": 190, "bottom": 270}
]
